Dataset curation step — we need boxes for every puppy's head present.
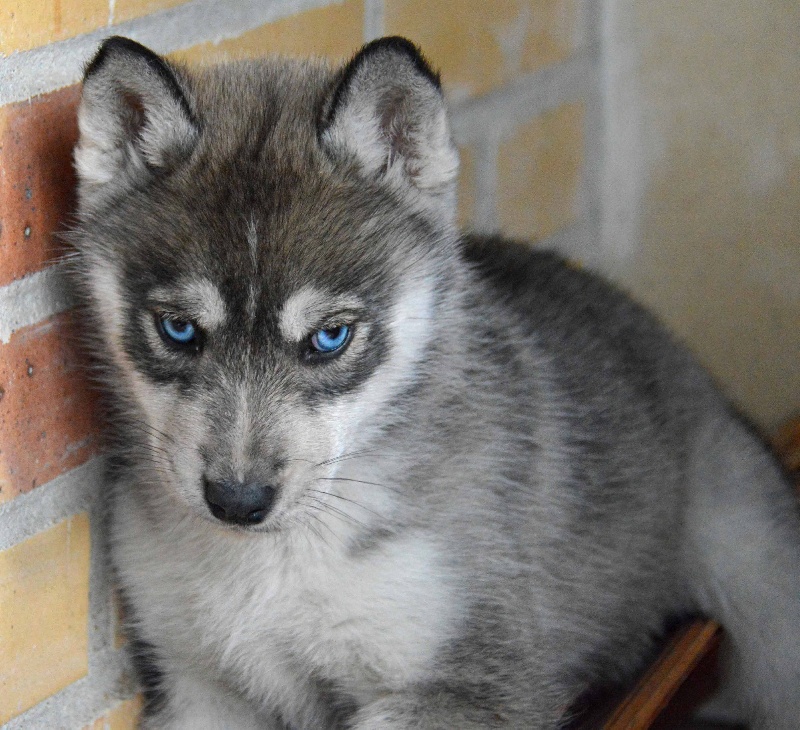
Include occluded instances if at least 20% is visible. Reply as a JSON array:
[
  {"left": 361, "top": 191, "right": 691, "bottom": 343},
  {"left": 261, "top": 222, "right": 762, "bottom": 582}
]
[{"left": 72, "top": 36, "right": 460, "bottom": 532}]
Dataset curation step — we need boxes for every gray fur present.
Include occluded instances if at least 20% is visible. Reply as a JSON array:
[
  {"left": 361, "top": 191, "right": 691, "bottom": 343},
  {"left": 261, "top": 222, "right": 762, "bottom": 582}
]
[{"left": 70, "top": 36, "right": 800, "bottom": 729}]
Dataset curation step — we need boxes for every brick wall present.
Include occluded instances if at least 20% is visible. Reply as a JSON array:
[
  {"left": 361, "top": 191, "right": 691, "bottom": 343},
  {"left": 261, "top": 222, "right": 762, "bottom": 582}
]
[{"left": 0, "top": 1, "right": 598, "bottom": 726}]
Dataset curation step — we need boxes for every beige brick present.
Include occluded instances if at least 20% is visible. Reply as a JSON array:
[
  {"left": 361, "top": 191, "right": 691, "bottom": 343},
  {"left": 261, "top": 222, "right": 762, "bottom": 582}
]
[
  {"left": 385, "top": 0, "right": 577, "bottom": 99},
  {"left": 0, "top": 514, "right": 91, "bottom": 724},
  {"left": 497, "top": 102, "right": 584, "bottom": 241},
  {"left": 175, "top": 0, "right": 364, "bottom": 65},
  {"left": 457, "top": 144, "right": 477, "bottom": 229},
  {"left": 85, "top": 696, "right": 144, "bottom": 730},
  {"left": 0, "top": 0, "right": 108, "bottom": 55},
  {"left": 112, "top": 0, "right": 188, "bottom": 24}
]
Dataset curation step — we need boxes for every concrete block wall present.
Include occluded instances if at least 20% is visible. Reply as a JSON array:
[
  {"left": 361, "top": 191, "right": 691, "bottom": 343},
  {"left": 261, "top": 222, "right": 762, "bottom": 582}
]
[{"left": 0, "top": 1, "right": 598, "bottom": 727}]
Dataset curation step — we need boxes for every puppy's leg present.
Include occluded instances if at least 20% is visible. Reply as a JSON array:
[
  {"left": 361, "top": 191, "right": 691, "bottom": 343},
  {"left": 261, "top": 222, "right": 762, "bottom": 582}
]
[
  {"left": 685, "top": 415, "right": 800, "bottom": 727},
  {"left": 140, "top": 672, "right": 281, "bottom": 730},
  {"left": 349, "top": 687, "right": 562, "bottom": 730}
]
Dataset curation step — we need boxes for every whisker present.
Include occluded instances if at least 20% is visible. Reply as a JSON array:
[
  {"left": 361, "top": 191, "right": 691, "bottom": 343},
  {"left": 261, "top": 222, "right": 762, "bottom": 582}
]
[
  {"left": 294, "top": 513, "right": 330, "bottom": 550},
  {"left": 315, "top": 449, "right": 378, "bottom": 469},
  {"left": 287, "top": 516, "right": 310, "bottom": 553},
  {"left": 302, "top": 510, "right": 346, "bottom": 549},
  {"left": 307, "top": 489, "right": 385, "bottom": 520},
  {"left": 317, "top": 476, "right": 402, "bottom": 494},
  {"left": 302, "top": 496, "right": 370, "bottom": 531},
  {"left": 143, "top": 455, "right": 172, "bottom": 466},
  {"left": 134, "top": 442, "right": 173, "bottom": 456},
  {"left": 299, "top": 502, "right": 350, "bottom": 543},
  {"left": 128, "top": 420, "right": 177, "bottom": 445},
  {"left": 131, "top": 445, "right": 172, "bottom": 462},
  {"left": 282, "top": 457, "right": 316, "bottom": 465}
]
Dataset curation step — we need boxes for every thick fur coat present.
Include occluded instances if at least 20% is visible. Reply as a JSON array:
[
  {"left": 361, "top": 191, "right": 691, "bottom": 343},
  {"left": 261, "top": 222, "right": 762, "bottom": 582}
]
[{"left": 70, "top": 36, "right": 800, "bottom": 728}]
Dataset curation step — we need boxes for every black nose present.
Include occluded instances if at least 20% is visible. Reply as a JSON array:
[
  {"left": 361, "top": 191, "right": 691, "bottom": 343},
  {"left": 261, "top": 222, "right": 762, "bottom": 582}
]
[{"left": 203, "top": 479, "right": 276, "bottom": 525}]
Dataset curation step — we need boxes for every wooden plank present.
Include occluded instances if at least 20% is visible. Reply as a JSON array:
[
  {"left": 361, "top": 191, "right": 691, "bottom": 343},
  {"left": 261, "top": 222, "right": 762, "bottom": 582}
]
[
  {"left": 773, "top": 415, "right": 800, "bottom": 491},
  {"left": 602, "top": 619, "right": 723, "bottom": 730}
]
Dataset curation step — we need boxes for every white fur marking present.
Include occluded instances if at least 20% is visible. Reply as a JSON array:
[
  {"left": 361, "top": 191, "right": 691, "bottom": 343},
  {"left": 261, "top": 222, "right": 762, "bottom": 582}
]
[
  {"left": 247, "top": 215, "right": 259, "bottom": 271},
  {"left": 151, "top": 278, "right": 227, "bottom": 329},
  {"left": 278, "top": 286, "right": 363, "bottom": 342},
  {"left": 246, "top": 216, "right": 259, "bottom": 322},
  {"left": 324, "top": 276, "right": 436, "bottom": 458}
]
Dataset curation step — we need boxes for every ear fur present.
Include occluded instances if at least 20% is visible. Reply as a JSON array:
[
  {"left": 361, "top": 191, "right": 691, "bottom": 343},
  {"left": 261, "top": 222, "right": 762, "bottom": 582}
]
[
  {"left": 75, "top": 36, "right": 198, "bottom": 214},
  {"left": 321, "top": 37, "right": 459, "bottom": 220}
]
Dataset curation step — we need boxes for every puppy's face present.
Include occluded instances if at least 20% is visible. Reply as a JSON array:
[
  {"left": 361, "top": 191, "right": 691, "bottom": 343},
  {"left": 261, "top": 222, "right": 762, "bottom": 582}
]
[{"left": 73, "top": 37, "right": 459, "bottom": 532}]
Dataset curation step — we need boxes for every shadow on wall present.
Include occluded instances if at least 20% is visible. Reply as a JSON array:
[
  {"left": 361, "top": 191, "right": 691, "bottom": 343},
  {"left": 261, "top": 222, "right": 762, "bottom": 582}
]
[
  {"left": 605, "top": 0, "right": 800, "bottom": 431},
  {"left": 631, "top": 133, "right": 800, "bottom": 432}
]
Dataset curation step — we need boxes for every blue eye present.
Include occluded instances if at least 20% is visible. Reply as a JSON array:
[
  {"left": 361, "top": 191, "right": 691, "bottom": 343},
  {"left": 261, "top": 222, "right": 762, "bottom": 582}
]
[
  {"left": 310, "top": 325, "right": 351, "bottom": 355},
  {"left": 159, "top": 315, "right": 197, "bottom": 345}
]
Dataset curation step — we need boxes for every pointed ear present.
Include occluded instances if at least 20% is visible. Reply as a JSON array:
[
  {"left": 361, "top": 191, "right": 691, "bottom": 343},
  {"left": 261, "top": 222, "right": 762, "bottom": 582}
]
[
  {"left": 320, "top": 37, "right": 459, "bottom": 220},
  {"left": 74, "top": 36, "right": 199, "bottom": 214}
]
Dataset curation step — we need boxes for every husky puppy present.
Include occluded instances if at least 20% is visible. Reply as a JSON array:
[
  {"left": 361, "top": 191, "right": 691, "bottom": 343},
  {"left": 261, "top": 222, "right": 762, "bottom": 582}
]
[{"left": 71, "top": 35, "right": 800, "bottom": 729}]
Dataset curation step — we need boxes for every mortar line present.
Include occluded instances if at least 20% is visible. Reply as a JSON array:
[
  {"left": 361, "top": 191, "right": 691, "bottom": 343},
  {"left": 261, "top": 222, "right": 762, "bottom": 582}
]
[
  {"left": 0, "top": 457, "right": 105, "bottom": 551},
  {"left": 0, "top": 0, "right": 347, "bottom": 105},
  {"left": 363, "top": 0, "right": 384, "bottom": 41},
  {"left": 0, "top": 264, "right": 73, "bottom": 343},
  {"left": 449, "top": 50, "right": 594, "bottom": 145}
]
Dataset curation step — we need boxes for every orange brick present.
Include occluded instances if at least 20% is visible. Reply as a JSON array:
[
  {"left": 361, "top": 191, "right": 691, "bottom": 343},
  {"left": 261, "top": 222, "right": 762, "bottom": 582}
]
[
  {"left": 0, "top": 312, "right": 101, "bottom": 504},
  {"left": 385, "top": 0, "right": 577, "bottom": 99},
  {"left": 0, "top": 514, "right": 91, "bottom": 724},
  {"left": 175, "top": 0, "right": 364, "bottom": 65},
  {"left": 113, "top": 0, "right": 188, "bottom": 24},
  {"left": 0, "top": 86, "right": 80, "bottom": 287},
  {"left": 85, "top": 696, "right": 144, "bottom": 730},
  {"left": 497, "top": 102, "right": 584, "bottom": 241},
  {"left": 0, "top": 0, "right": 108, "bottom": 55}
]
